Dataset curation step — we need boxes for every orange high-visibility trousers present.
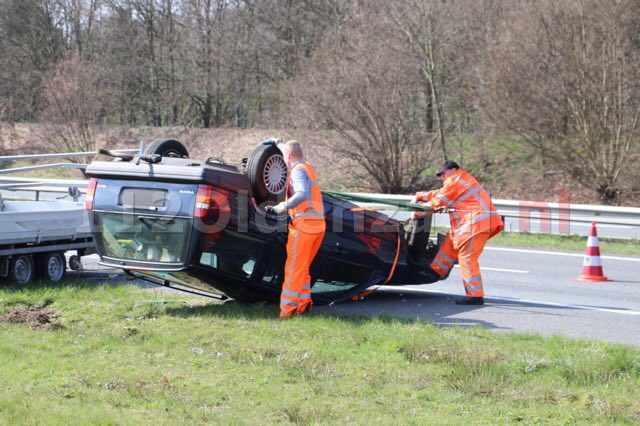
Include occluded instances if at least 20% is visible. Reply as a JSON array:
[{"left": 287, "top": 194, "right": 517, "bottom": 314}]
[
  {"left": 280, "top": 220, "right": 325, "bottom": 319},
  {"left": 430, "top": 231, "right": 491, "bottom": 297}
]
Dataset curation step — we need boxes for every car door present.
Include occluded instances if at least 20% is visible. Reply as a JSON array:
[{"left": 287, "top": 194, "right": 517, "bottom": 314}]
[{"left": 310, "top": 196, "right": 400, "bottom": 302}]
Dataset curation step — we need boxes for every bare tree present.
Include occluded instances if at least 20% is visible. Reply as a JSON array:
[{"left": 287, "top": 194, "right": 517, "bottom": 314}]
[
  {"left": 0, "top": 0, "right": 66, "bottom": 121},
  {"left": 132, "top": 0, "right": 167, "bottom": 126},
  {"left": 388, "top": 0, "right": 447, "bottom": 159},
  {"left": 91, "top": 0, "right": 185, "bottom": 126},
  {"left": 287, "top": 4, "right": 438, "bottom": 193},
  {"left": 490, "top": 0, "right": 640, "bottom": 203},
  {"left": 40, "top": 55, "right": 111, "bottom": 155},
  {"left": 55, "top": 0, "right": 102, "bottom": 58},
  {"left": 386, "top": 0, "right": 475, "bottom": 160},
  {"left": 236, "top": 0, "right": 347, "bottom": 126},
  {"left": 181, "top": 0, "right": 239, "bottom": 127},
  {"left": 2, "top": 0, "right": 638, "bottom": 205}
]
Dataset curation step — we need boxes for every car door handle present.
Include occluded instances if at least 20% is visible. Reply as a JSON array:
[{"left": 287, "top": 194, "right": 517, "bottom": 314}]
[{"left": 334, "top": 243, "right": 344, "bottom": 255}]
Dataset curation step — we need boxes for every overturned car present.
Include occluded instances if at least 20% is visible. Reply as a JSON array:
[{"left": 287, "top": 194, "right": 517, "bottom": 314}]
[{"left": 84, "top": 139, "right": 442, "bottom": 303}]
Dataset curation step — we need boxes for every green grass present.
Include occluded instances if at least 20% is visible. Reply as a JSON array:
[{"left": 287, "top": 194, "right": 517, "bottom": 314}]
[
  {"left": 429, "top": 226, "right": 640, "bottom": 256},
  {"left": 0, "top": 160, "right": 83, "bottom": 179},
  {"left": 1, "top": 281, "right": 639, "bottom": 424},
  {"left": 491, "top": 232, "right": 640, "bottom": 256}
]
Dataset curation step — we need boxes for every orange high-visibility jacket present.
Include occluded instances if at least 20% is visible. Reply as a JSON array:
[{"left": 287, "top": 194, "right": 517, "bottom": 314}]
[
  {"left": 287, "top": 161, "right": 324, "bottom": 223},
  {"left": 417, "top": 169, "right": 503, "bottom": 247}
]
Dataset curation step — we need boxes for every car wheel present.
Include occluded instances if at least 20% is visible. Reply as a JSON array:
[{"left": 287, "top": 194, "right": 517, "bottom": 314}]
[
  {"left": 145, "top": 138, "right": 189, "bottom": 158},
  {"left": 9, "top": 255, "right": 35, "bottom": 285},
  {"left": 41, "top": 252, "right": 66, "bottom": 282},
  {"left": 246, "top": 143, "right": 288, "bottom": 203}
]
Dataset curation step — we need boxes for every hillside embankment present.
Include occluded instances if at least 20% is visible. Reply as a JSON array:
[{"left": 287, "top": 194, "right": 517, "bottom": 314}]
[{"left": 1, "top": 123, "right": 638, "bottom": 206}]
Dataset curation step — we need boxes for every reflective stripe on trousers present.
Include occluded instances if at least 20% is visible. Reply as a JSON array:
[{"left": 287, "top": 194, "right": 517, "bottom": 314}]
[
  {"left": 429, "top": 231, "right": 491, "bottom": 297},
  {"left": 280, "top": 221, "right": 326, "bottom": 318}
]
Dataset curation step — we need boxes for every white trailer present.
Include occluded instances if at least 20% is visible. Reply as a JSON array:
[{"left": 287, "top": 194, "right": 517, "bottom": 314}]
[
  {"left": 0, "top": 149, "right": 139, "bottom": 284},
  {"left": 0, "top": 198, "right": 93, "bottom": 284}
]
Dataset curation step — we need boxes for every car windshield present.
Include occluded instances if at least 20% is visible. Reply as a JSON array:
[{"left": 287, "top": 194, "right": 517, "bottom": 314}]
[{"left": 94, "top": 212, "right": 191, "bottom": 263}]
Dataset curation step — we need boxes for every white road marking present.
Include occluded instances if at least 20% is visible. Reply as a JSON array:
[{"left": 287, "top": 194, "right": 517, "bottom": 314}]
[
  {"left": 453, "top": 265, "right": 529, "bottom": 274},
  {"left": 378, "top": 286, "right": 640, "bottom": 316},
  {"left": 486, "top": 246, "right": 640, "bottom": 262}
]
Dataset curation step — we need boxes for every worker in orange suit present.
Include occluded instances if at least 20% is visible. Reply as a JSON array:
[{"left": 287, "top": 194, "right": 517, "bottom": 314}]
[
  {"left": 411, "top": 160, "right": 503, "bottom": 305},
  {"left": 269, "top": 141, "right": 326, "bottom": 318}
]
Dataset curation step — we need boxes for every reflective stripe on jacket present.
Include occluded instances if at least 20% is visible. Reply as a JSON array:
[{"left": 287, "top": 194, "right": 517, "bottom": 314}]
[
  {"left": 428, "top": 169, "right": 503, "bottom": 246},
  {"left": 287, "top": 161, "right": 324, "bottom": 220}
]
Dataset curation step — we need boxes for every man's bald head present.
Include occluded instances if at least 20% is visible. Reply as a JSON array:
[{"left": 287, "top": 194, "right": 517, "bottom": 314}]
[{"left": 280, "top": 140, "right": 304, "bottom": 166}]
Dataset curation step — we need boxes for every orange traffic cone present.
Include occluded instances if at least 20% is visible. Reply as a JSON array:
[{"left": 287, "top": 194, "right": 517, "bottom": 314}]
[{"left": 576, "top": 222, "right": 609, "bottom": 282}]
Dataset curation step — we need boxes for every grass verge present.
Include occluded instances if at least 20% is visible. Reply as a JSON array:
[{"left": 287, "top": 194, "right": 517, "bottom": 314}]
[
  {"left": 1, "top": 160, "right": 83, "bottom": 179},
  {"left": 1, "top": 281, "right": 639, "bottom": 424},
  {"left": 490, "top": 232, "right": 640, "bottom": 256}
]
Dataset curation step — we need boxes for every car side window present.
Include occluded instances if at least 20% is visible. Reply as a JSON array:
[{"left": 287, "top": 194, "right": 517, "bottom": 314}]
[
  {"left": 198, "top": 231, "right": 262, "bottom": 279},
  {"left": 311, "top": 255, "right": 372, "bottom": 294},
  {"left": 262, "top": 250, "right": 286, "bottom": 288}
]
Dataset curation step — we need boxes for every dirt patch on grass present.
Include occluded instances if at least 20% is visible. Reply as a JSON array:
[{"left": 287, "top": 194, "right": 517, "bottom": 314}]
[{"left": 0, "top": 304, "right": 63, "bottom": 330}]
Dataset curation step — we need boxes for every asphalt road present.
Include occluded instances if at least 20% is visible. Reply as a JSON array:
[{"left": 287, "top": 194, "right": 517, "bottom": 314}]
[
  {"left": 71, "top": 247, "right": 640, "bottom": 347},
  {"left": 317, "top": 246, "right": 640, "bottom": 347}
]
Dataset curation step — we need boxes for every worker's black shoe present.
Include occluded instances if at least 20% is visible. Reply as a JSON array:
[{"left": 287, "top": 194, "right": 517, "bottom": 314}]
[{"left": 455, "top": 296, "right": 484, "bottom": 305}]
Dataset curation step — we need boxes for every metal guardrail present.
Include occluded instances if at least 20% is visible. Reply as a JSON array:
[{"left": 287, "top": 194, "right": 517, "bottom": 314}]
[
  {"left": 492, "top": 199, "right": 640, "bottom": 228},
  {"left": 342, "top": 192, "right": 640, "bottom": 239},
  {"left": 343, "top": 192, "right": 640, "bottom": 227},
  {"left": 0, "top": 149, "right": 138, "bottom": 201},
  {"left": 0, "top": 150, "right": 139, "bottom": 175},
  {"left": 0, "top": 150, "right": 138, "bottom": 162},
  {"left": 2, "top": 183, "right": 639, "bottom": 226}
]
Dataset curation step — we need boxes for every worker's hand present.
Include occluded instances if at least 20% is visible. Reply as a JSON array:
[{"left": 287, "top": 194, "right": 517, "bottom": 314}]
[
  {"left": 412, "top": 191, "right": 435, "bottom": 203},
  {"left": 434, "top": 207, "right": 451, "bottom": 213},
  {"left": 268, "top": 201, "right": 287, "bottom": 215},
  {"left": 411, "top": 210, "right": 429, "bottom": 219}
]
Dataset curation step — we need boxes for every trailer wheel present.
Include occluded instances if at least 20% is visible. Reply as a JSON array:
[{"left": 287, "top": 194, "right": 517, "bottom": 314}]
[
  {"left": 145, "top": 138, "right": 189, "bottom": 158},
  {"left": 246, "top": 143, "right": 288, "bottom": 203},
  {"left": 9, "top": 255, "right": 35, "bottom": 285},
  {"left": 41, "top": 252, "right": 66, "bottom": 282}
]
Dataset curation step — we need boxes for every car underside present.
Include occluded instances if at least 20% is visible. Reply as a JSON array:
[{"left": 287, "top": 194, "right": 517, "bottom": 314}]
[{"left": 85, "top": 139, "right": 442, "bottom": 303}]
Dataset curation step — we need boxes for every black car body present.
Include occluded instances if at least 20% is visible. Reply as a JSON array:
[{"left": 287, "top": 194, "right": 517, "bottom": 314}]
[{"left": 85, "top": 139, "right": 441, "bottom": 303}]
